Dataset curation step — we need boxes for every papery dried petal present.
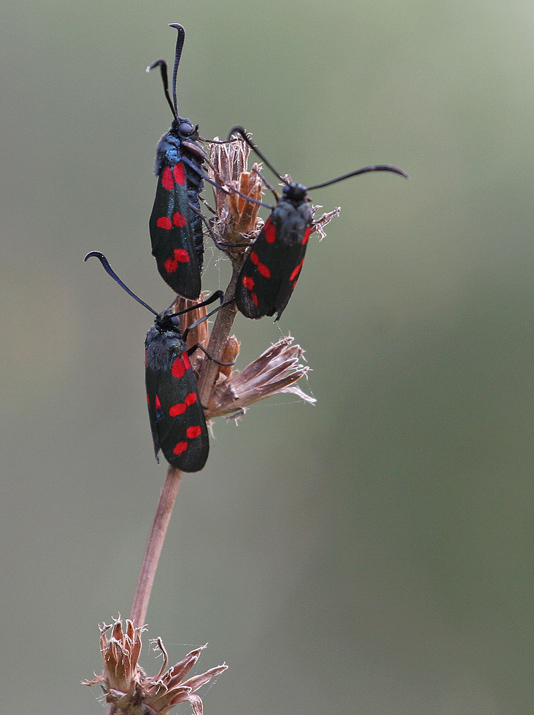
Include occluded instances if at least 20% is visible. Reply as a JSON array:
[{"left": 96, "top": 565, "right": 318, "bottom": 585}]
[
  {"left": 181, "top": 665, "right": 229, "bottom": 694},
  {"left": 144, "top": 659, "right": 228, "bottom": 715},
  {"left": 184, "top": 693, "right": 204, "bottom": 715},
  {"left": 161, "top": 645, "right": 207, "bottom": 687},
  {"left": 216, "top": 335, "right": 240, "bottom": 380}
]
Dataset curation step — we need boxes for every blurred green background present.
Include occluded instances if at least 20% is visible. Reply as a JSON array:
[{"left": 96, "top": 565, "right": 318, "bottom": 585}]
[{"left": 2, "top": 1, "right": 534, "bottom": 713}]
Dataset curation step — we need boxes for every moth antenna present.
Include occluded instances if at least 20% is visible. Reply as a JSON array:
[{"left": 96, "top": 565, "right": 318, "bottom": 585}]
[
  {"left": 169, "top": 23, "right": 186, "bottom": 117},
  {"left": 171, "top": 290, "right": 225, "bottom": 319},
  {"left": 228, "top": 126, "right": 286, "bottom": 185},
  {"left": 84, "top": 251, "right": 158, "bottom": 316},
  {"left": 251, "top": 166, "right": 279, "bottom": 202},
  {"left": 307, "top": 164, "right": 408, "bottom": 191},
  {"left": 146, "top": 59, "right": 177, "bottom": 121}
]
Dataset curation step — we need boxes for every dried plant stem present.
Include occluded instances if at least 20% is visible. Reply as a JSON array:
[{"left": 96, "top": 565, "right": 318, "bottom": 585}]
[
  {"left": 129, "top": 466, "right": 184, "bottom": 627},
  {"left": 104, "top": 468, "right": 183, "bottom": 715},
  {"left": 197, "top": 265, "right": 239, "bottom": 404}
]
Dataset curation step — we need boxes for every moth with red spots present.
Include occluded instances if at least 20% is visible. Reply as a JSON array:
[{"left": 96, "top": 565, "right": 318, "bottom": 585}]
[
  {"left": 85, "top": 251, "right": 230, "bottom": 473},
  {"left": 229, "top": 126, "right": 408, "bottom": 320},
  {"left": 148, "top": 24, "right": 207, "bottom": 299},
  {"left": 144, "top": 309, "right": 208, "bottom": 472}
]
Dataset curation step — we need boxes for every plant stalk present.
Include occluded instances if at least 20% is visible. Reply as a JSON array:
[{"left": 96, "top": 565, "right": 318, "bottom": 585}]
[
  {"left": 129, "top": 466, "right": 183, "bottom": 627},
  {"left": 197, "top": 265, "right": 239, "bottom": 403}
]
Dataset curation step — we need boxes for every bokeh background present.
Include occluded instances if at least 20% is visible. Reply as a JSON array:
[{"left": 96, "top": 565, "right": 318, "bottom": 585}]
[{"left": 2, "top": 1, "right": 534, "bottom": 713}]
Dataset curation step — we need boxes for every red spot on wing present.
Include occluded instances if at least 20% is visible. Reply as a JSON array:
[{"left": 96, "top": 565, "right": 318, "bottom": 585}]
[
  {"left": 169, "top": 391, "right": 197, "bottom": 417},
  {"left": 186, "top": 425, "right": 202, "bottom": 439},
  {"left": 175, "top": 249, "right": 190, "bottom": 263},
  {"left": 173, "top": 163, "right": 186, "bottom": 185},
  {"left": 164, "top": 249, "right": 191, "bottom": 274},
  {"left": 173, "top": 212, "right": 187, "bottom": 227},
  {"left": 250, "top": 251, "right": 271, "bottom": 278},
  {"left": 302, "top": 227, "right": 312, "bottom": 245},
  {"left": 289, "top": 257, "right": 305, "bottom": 282},
  {"left": 182, "top": 352, "right": 191, "bottom": 370},
  {"left": 157, "top": 216, "right": 173, "bottom": 230},
  {"left": 172, "top": 357, "right": 186, "bottom": 379},
  {"left": 241, "top": 274, "right": 259, "bottom": 307},
  {"left": 173, "top": 441, "right": 188, "bottom": 456},
  {"left": 153, "top": 393, "right": 164, "bottom": 420},
  {"left": 264, "top": 219, "right": 276, "bottom": 244},
  {"left": 161, "top": 166, "right": 174, "bottom": 191}
]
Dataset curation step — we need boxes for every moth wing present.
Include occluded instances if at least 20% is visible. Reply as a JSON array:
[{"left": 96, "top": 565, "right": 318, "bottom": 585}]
[
  {"left": 236, "top": 203, "right": 311, "bottom": 320},
  {"left": 235, "top": 218, "right": 281, "bottom": 318},
  {"left": 146, "top": 340, "right": 208, "bottom": 473},
  {"left": 149, "top": 160, "right": 202, "bottom": 299},
  {"left": 271, "top": 237, "right": 309, "bottom": 320}
]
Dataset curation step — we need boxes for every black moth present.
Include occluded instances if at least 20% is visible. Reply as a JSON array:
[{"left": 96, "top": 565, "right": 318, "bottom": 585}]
[
  {"left": 229, "top": 126, "right": 407, "bottom": 320},
  {"left": 85, "top": 251, "right": 230, "bottom": 472},
  {"left": 148, "top": 24, "right": 207, "bottom": 299}
]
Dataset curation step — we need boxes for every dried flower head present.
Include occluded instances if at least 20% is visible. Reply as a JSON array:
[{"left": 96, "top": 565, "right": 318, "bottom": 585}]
[
  {"left": 84, "top": 618, "right": 227, "bottom": 715},
  {"left": 170, "top": 297, "right": 312, "bottom": 419},
  {"left": 205, "top": 336, "right": 315, "bottom": 420},
  {"left": 208, "top": 138, "right": 264, "bottom": 252}
]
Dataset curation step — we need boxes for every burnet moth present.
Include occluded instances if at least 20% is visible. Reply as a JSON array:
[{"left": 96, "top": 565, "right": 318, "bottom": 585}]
[
  {"left": 85, "top": 251, "right": 230, "bottom": 473},
  {"left": 228, "top": 126, "right": 408, "bottom": 320},
  {"left": 148, "top": 24, "right": 207, "bottom": 299}
]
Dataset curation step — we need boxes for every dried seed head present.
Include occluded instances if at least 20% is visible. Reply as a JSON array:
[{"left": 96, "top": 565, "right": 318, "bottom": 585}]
[
  {"left": 205, "top": 336, "right": 315, "bottom": 420},
  {"left": 84, "top": 619, "right": 227, "bottom": 715},
  {"left": 83, "top": 618, "right": 145, "bottom": 710},
  {"left": 158, "top": 299, "right": 314, "bottom": 437},
  {"left": 208, "top": 138, "right": 264, "bottom": 252}
]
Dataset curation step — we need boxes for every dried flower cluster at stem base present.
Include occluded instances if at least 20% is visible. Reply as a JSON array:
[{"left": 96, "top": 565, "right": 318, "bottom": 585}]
[{"left": 84, "top": 619, "right": 227, "bottom": 715}]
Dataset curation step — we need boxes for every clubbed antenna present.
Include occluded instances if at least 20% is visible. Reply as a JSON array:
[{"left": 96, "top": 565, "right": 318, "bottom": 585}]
[
  {"left": 228, "top": 125, "right": 285, "bottom": 183},
  {"left": 146, "top": 59, "right": 176, "bottom": 121},
  {"left": 84, "top": 251, "right": 158, "bottom": 316},
  {"left": 84, "top": 251, "right": 226, "bottom": 321},
  {"left": 307, "top": 163, "right": 408, "bottom": 191},
  {"left": 146, "top": 23, "right": 186, "bottom": 121},
  {"left": 228, "top": 125, "right": 408, "bottom": 192},
  {"left": 169, "top": 23, "right": 186, "bottom": 117}
]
